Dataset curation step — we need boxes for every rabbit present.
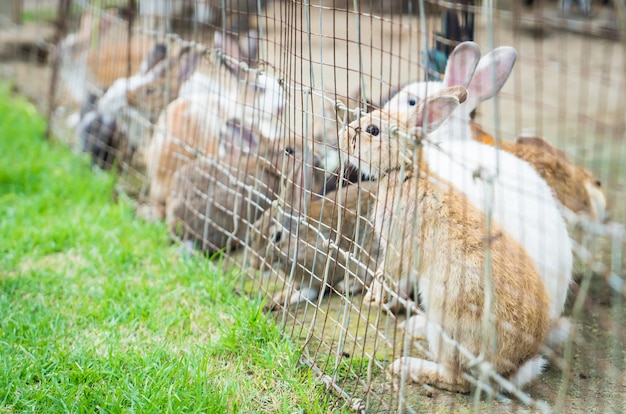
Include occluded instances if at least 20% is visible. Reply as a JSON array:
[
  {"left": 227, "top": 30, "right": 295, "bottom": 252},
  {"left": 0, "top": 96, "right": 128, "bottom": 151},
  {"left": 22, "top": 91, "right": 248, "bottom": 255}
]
[
  {"left": 339, "top": 86, "right": 551, "bottom": 392},
  {"left": 471, "top": 123, "right": 607, "bottom": 223},
  {"left": 383, "top": 42, "right": 573, "bottom": 337},
  {"left": 250, "top": 179, "right": 381, "bottom": 309},
  {"left": 143, "top": 49, "right": 286, "bottom": 218},
  {"left": 164, "top": 124, "right": 324, "bottom": 254},
  {"left": 78, "top": 44, "right": 198, "bottom": 169}
]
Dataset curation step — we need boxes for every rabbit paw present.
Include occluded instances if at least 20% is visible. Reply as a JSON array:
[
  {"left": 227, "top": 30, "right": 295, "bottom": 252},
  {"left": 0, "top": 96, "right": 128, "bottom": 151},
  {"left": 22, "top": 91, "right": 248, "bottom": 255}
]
[
  {"left": 335, "top": 277, "right": 364, "bottom": 296},
  {"left": 135, "top": 203, "right": 165, "bottom": 221},
  {"left": 363, "top": 278, "right": 388, "bottom": 306},
  {"left": 390, "top": 357, "right": 442, "bottom": 383},
  {"left": 398, "top": 314, "right": 428, "bottom": 339},
  {"left": 389, "top": 357, "right": 470, "bottom": 393},
  {"left": 266, "top": 286, "right": 320, "bottom": 311}
]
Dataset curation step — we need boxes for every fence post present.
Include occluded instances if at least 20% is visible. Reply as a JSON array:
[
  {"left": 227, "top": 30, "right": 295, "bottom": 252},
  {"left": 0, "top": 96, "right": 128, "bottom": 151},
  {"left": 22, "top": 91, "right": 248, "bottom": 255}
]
[{"left": 45, "top": 0, "right": 73, "bottom": 140}]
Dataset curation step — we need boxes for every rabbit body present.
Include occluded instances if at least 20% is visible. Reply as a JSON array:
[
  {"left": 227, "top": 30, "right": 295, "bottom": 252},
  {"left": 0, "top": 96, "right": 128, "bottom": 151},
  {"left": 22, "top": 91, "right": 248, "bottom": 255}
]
[
  {"left": 165, "top": 148, "right": 290, "bottom": 253},
  {"left": 383, "top": 42, "right": 573, "bottom": 323},
  {"left": 422, "top": 139, "right": 572, "bottom": 322},
  {"left": 251, "top": 180, "right": 381, "bottom": 307},
  {"left": 340, "top": 91, "right": 551, "bottom": 391},
  {"left": 472, "top": 126, "right": 607, "bottom": 223}
]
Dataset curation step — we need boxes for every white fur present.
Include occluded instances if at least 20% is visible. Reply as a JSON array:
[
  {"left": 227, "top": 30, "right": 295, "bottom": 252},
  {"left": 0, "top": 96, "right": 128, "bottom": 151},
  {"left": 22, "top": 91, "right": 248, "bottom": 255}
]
[
  {"left": 178, "top": 71, "right": 285, "bottom": 141},
  {"left": 584, "top": 181, "right": 607, "bottom": 223},
  {"left": 545, "top": 316, "right": 573, "bottom": 349},
  {"left": 97, "top": 71, "right": 160, "bottom": 124},
  {"left": 383, "top": 44, "right": 573, "bottom": 322},
  {"left": 507, "top": 355, "right": 548, "bottom": 389},
  {"left": 423, "top": 140, "right": 573, "bottom": 321}
]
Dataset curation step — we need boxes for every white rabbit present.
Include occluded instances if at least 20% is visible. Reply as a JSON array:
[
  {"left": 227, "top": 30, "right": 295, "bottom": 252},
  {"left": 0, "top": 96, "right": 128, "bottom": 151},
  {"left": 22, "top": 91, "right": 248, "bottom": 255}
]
[
  {"left": 383, "top": 42, "right": 573, "bottom": 338},
  {"left": 339, "top": 86, "right": 551, "bottom": 392}
]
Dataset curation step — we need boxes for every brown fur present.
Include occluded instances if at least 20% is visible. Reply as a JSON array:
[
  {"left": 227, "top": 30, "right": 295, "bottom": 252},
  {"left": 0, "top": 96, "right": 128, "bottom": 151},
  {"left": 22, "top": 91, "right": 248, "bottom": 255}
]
[
  {"left": 144, "top": 96, "right": 224, "bottom": 218},
  {"left": 165, "top": 137, "right": 310, "bottom": 253},
  {"left": 250, "top": 180, "right": 382, "bottom": 308},
  {"left": 88, "top": 37, "right": 153, "bottom": 89},
  {"left": 340, "top": 92, "right": 551, "bottom": 392},
  {"left": 471, "top": 123, "right": 605, "bottom": 221}
]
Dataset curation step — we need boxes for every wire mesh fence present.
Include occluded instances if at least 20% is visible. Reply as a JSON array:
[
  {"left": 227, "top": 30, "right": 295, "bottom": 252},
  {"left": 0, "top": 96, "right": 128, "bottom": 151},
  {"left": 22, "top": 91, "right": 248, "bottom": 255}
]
[{"left": 1, "top": 0, "right": 625, "bottom": 412}]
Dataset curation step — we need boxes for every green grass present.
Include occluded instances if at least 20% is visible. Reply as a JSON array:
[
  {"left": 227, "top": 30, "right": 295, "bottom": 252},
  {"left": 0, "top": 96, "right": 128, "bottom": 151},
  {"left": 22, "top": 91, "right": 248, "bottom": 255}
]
[{"left": 0, "top": 83, "right": 344, "bottom": 413}]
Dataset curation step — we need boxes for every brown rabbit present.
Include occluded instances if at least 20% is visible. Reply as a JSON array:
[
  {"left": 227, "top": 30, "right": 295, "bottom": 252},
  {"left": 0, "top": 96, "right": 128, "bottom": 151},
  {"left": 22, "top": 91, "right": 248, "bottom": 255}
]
[
  {"left": 165, "top": 130, "right": 323, "bottom": 254},
  {"left": 471, "top": 123, "right": 607, "bottom": 223},
  {"left": 250, "top": 180, "right": 381, "bottom": 308},
  {"left": 339, "top": 87, "right": 551, "bottom": 392}
]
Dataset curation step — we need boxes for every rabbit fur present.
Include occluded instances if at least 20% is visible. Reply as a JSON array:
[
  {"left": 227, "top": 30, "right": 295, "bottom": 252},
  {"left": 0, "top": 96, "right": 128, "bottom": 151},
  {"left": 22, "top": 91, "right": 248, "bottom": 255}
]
[
  {"left": 78, "top": 44, "right": 198, "bottom": 169},
  {"left": 165, "top": 131, "right": 324, "bottom": 254},
  {"left": 383, "top": 42, "right": 573, "bottom": 328},
  {"left": 472, "top": 124, "right": 607, "bottom": 223},
  {"left": 250, "top": 179, "right": 381, "bottom": 308},
  {"left": 339, "top": 87, "right": 551, "bottom": 392}
]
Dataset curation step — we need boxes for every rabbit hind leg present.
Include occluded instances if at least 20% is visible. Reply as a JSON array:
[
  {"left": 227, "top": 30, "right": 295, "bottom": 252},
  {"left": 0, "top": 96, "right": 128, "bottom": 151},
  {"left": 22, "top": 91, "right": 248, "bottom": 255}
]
[{"left": 389, "top": 356, "right": 471, "bottom": 393}]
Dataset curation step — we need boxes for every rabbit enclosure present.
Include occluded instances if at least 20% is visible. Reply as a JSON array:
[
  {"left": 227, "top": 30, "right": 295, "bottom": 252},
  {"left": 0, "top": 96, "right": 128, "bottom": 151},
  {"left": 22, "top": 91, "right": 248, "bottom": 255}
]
[{"left": 1, "top": 0, "right": 625, "bottom": 412}]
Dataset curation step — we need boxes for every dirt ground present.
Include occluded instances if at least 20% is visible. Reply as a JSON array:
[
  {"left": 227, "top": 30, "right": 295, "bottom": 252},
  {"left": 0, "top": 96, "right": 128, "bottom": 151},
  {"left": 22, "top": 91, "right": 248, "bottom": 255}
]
[{"left": 1, "top": 1, "right": 625, "bottom": 412}]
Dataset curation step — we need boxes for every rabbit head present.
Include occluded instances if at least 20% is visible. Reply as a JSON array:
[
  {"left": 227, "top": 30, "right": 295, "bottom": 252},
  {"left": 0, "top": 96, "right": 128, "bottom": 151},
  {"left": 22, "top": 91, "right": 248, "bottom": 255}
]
[
  {"left": 123, "top": 46, "right": 201, "bottom": 123},
  {"left": 341, "top": 86, "right": 468, "bottom": 179},
  {"left": 250, "top": 178, "right": 381, "bottom": 309},
  {"left": 384, "top": 41, "right": 517, "bottom": 137}
]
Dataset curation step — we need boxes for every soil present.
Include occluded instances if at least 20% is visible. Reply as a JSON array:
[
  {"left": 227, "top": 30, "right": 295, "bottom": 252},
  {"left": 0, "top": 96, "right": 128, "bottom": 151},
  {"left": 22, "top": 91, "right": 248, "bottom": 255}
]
[{"left": 0, "top": 1, "right": 624, "bottom": 412}]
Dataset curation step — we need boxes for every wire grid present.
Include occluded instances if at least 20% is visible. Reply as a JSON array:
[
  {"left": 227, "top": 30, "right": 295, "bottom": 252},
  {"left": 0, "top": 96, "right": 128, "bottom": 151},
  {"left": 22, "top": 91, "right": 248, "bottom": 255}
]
[{"left": 2, "top": 0, "right": 625, "bottom": 412}]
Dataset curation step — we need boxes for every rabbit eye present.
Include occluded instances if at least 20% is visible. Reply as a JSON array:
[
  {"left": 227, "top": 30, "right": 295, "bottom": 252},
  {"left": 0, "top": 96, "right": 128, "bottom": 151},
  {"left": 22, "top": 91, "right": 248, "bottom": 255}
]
[
  {"left": 145, "top": 87, "right": 155, "bottom": 96},
  {"left": 408, "top": 97, "right": 417, "bottom": 106},
  {"left": 273, "top": 231, "right": 282, "bottom": 243},
  {"left": 366, "top": 124, "right": 380, "bottom": 136},
  {"left": 285, "top": 146, "right": 295, "bottom": 155},
  {"left": 595, "top": 180, "right": 602, "bottom": 187}
]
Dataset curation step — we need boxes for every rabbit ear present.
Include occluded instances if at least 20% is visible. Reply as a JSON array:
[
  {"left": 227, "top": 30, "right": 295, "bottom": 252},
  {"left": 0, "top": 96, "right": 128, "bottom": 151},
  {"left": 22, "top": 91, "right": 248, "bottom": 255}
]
[
  {"left": 175, "top": 46, "right": 201, "bottom": 84},
  {"left": 139, "top": 43, "right": 167, "bottom": 74},
  {"left": 280, "top": 141, "right": 319, "bottom": 218},
  {"left": 442, "top": 41, "right": 481, "bottom": 88},
  {"left": 214, "top": 29, "right": 260, "bottom": 76},
  {"left": 464, "top": 46, "right": 517, "bottom": 112},
  {"left": 412, "top": 86, "right": 467, "bottom": 133},
  {"left": 219, "top": 119, "right": 260, "bottom": 156},
  {"left": 239, "top": 29, "right": 259, "bottom": 67}
]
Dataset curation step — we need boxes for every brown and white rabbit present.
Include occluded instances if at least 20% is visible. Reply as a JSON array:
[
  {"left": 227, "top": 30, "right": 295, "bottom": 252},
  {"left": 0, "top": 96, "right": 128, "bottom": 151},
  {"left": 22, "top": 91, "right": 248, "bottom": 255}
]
[
  {"left": 164, "top": 125, "right": 321, "bottom": 254},
  {"left": 250, "top": 179, "right": 381, "bottom": 308},
  {"left": 340, "top": 86, "right": 551, "bottom": 392},
  {"left": 384, "top": 42, "right": 574, "bottom": 340},
  {"left": 471, "top": 124, "right": 607, "bottom": 223}
]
